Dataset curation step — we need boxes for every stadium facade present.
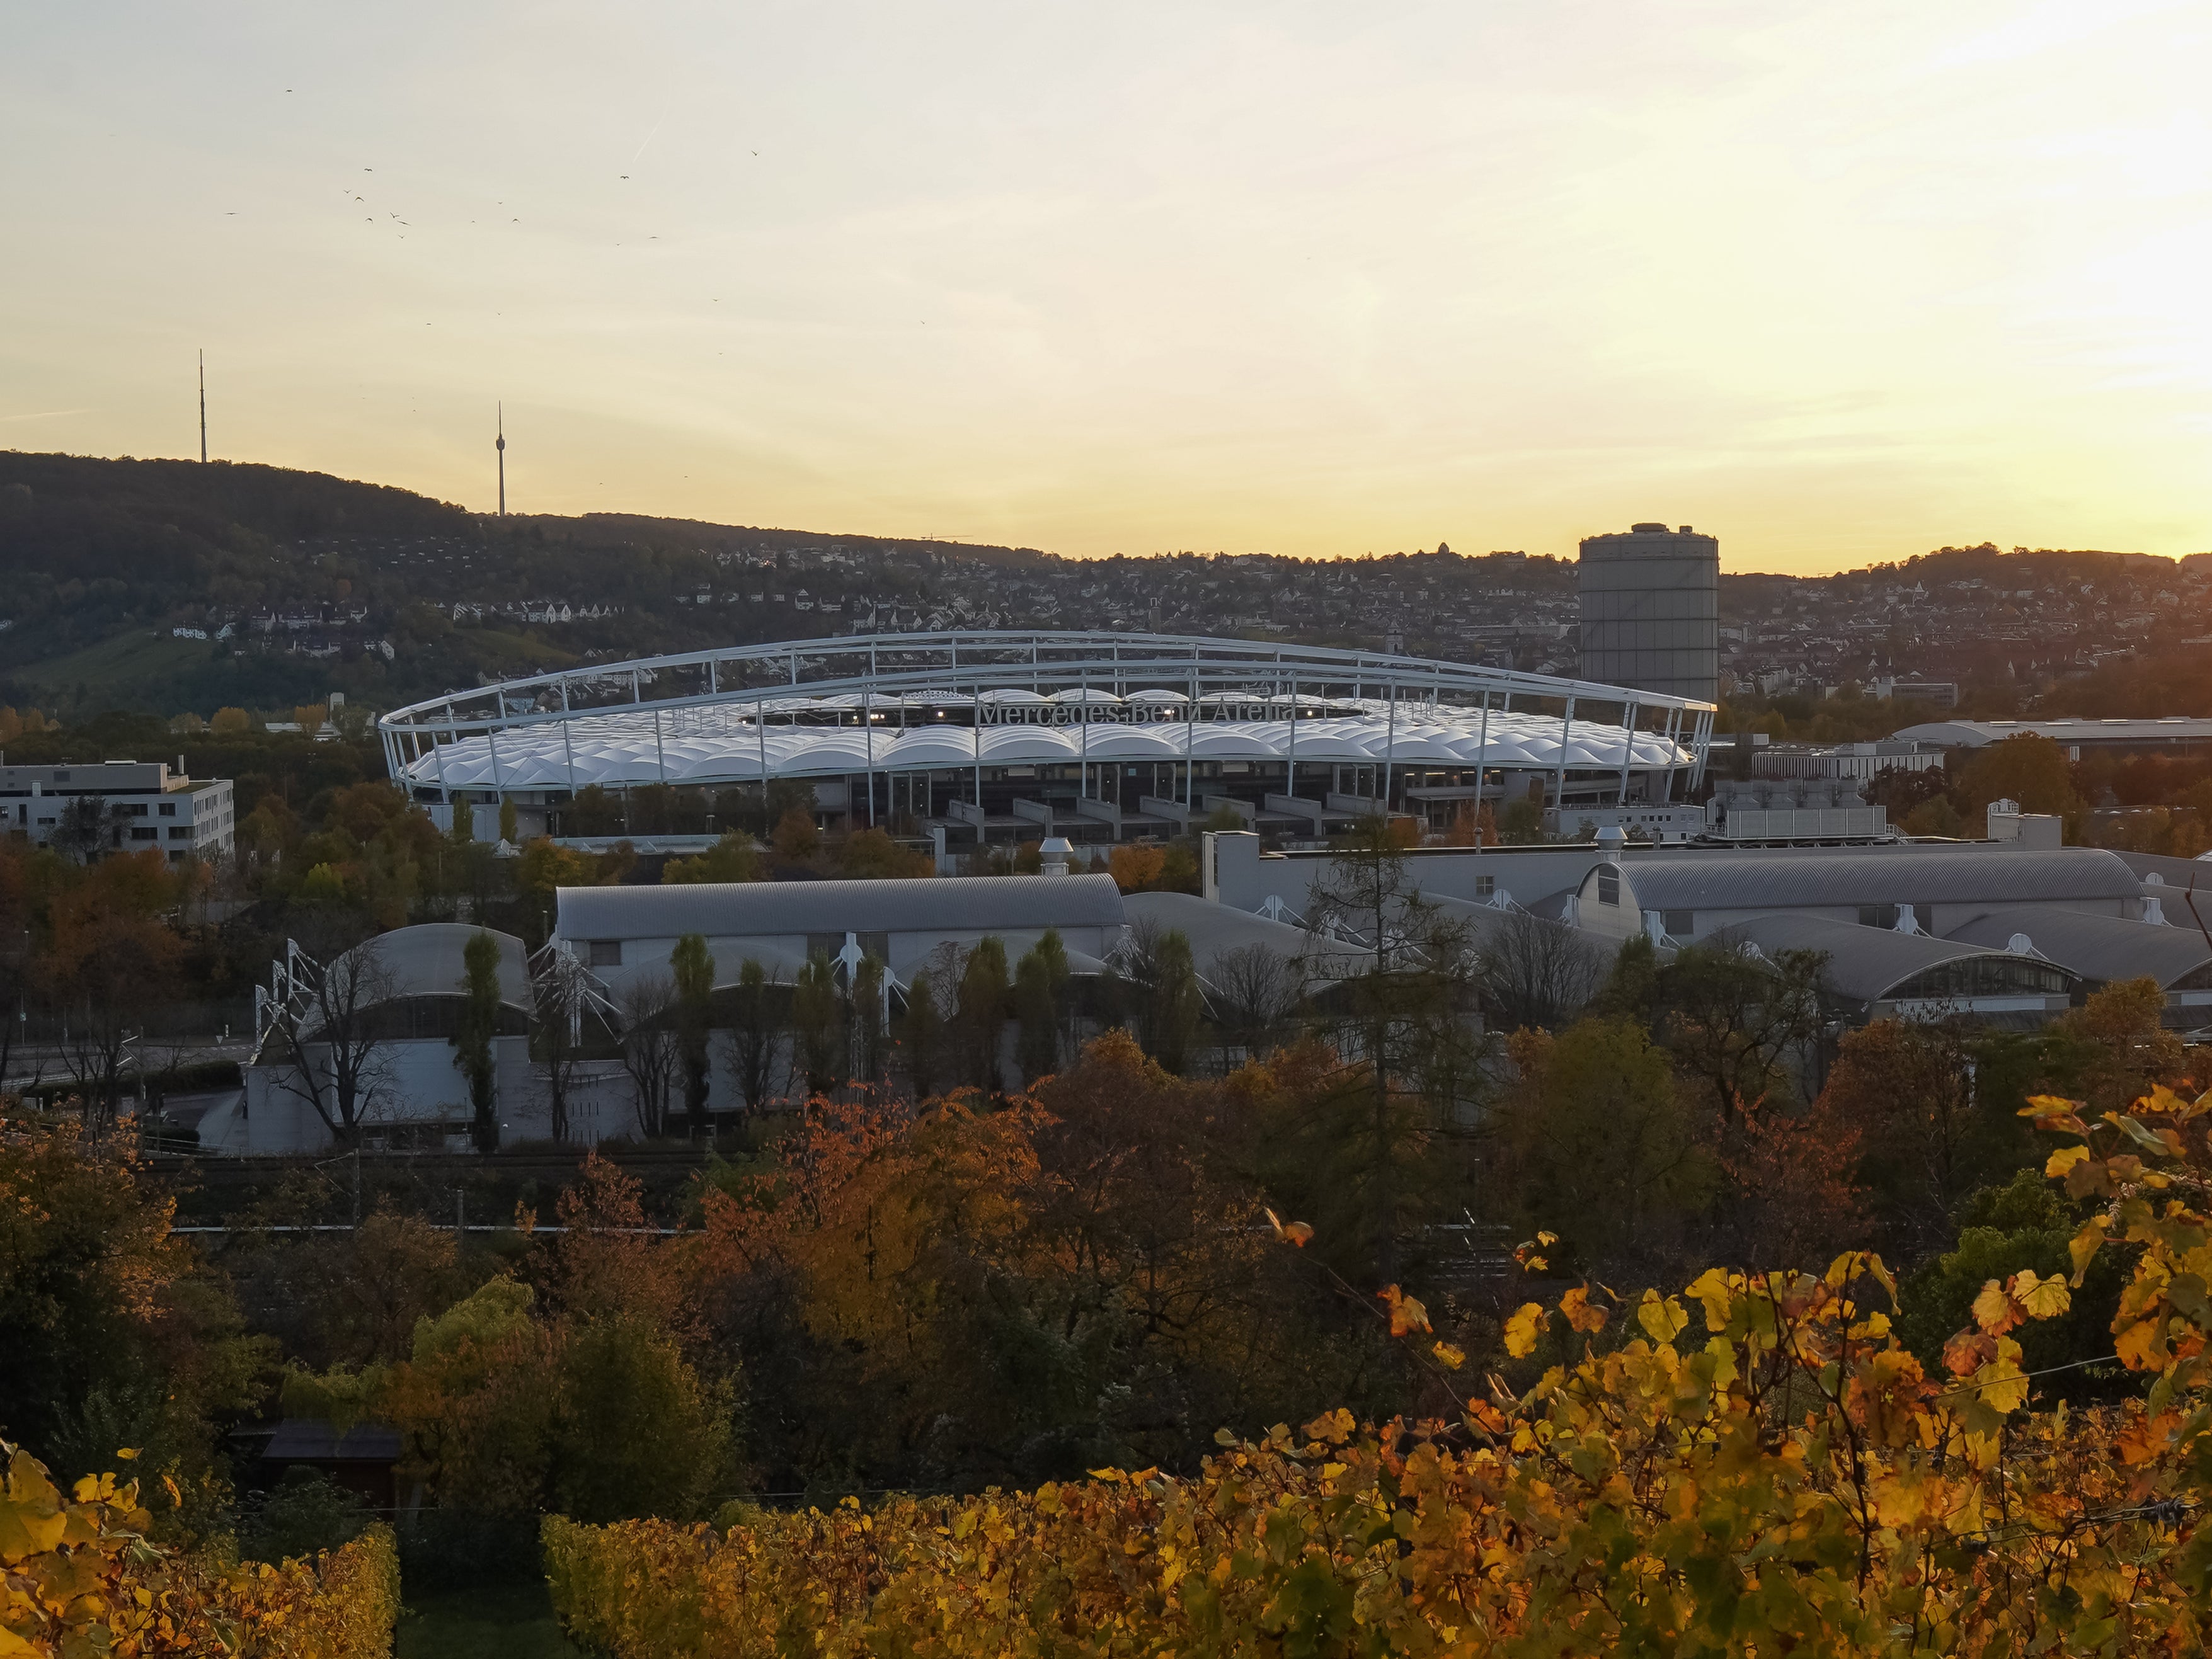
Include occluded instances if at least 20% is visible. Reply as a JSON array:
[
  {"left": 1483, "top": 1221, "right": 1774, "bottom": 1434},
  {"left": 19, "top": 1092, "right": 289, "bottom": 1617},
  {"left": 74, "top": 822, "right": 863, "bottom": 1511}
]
[{"left": 377, "top": 632, "right": 1715, "bottom": 843}]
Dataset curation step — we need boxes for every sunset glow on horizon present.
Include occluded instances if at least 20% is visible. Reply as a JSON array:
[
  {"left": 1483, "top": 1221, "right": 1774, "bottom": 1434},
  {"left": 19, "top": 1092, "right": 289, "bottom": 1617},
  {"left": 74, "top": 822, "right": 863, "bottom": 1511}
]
[{"left": 4, "top": 1, "right": 2208, "bottom": 573}]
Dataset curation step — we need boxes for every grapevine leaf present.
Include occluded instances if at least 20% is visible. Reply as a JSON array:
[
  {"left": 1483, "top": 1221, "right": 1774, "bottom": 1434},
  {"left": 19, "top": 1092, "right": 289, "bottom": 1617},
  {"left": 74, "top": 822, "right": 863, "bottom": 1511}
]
[
  {"left": 1636, "top": 1291, "right": 1689, "bottom": 1345},
  {"left": 2009, "top": 1270, "right": 2070, "bottom": 1321},
  {"left": 1970, "top": 1280, "right": 2022, "bottom": 1336},
  {"left": 1380, "top": 1285, "right": 1431, "bottom": 1337},
  {"left": 2045, "top": 1145, "right": 2090, "bottom": 1179},
  {"left": 1503, "top": 1303, "right": 1545, "bottom": 1358},
  {"left": 1560, "top": 1285, "right": 1608, "bottom": 1333}
]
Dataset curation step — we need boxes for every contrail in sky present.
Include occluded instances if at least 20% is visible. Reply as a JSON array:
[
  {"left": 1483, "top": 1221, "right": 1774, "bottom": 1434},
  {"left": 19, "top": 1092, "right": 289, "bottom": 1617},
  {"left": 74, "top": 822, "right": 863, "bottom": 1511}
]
[
  {"left": 0, "top": 408, "right": 91, "bottom": 422},
  {"left": 629, "top": 106, "right": 674, "bottom": 164}
]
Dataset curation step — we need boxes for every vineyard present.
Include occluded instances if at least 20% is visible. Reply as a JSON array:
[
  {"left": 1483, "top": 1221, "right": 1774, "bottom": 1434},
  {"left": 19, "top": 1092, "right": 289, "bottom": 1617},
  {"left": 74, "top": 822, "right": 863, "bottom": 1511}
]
[
  {"left": 0, "top": 1444, "right": 398, "bottom": 1655},
  {"left": 539, "top": 1085, "right": 2212, "bottom": 1657},
  {"left": 11, "top": 1005, "right": 2212, "bottom": 1652}
]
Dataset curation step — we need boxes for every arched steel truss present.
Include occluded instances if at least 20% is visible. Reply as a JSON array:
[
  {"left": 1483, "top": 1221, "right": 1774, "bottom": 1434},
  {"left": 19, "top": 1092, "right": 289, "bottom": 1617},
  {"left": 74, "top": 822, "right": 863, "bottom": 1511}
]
[{"left": 377, "top": 630, "right": 1716, "bottom": 808}]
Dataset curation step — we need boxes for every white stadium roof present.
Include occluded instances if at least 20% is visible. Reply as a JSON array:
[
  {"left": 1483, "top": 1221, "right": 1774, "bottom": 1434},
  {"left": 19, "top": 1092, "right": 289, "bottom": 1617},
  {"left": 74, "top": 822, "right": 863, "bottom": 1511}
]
[
  {"left": 394, "top": 704, "right": 1693, "bottom": 792},
  {"left": 378, "top": 630, "right": 1714, "bottom": 797}
]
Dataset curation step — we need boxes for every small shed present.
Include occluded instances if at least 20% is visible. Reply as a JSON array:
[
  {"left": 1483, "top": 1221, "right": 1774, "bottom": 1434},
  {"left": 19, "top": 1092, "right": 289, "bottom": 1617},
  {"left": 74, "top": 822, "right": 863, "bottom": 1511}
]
[{"left": 258, "top": 1418, "right": 402, "bottom": 1510}]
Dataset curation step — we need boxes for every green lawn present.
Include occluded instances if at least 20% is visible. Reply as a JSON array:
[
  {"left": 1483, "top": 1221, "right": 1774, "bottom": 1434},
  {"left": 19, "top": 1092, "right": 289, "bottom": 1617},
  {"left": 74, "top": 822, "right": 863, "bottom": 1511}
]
[{"left": 397, "top": 1582, "right": 587, "bottom": 1658}]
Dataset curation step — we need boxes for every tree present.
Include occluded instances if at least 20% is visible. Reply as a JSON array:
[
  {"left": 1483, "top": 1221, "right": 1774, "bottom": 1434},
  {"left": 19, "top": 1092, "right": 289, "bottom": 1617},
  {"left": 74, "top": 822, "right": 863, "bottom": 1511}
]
[
  {"left": 548, "top": 1314, "right": 734, "bottom": 1524},
  {"left": 1108, "top": 843, "right": 1167, "bottom": 893},
  {"left": 1818, "top": 1016, "right": 1989, "bottom": 1256},
  {"left": 1656, "top": 937, "right": 1829, "bottom": 1124},
  {"left": 1301, "top": 815, "right": 1481, "bottom": 1281},
  {"left": 837, "top": 827, "right": 931, "bottom": 879},
  {"left": 1210, "top": 942, "right": 1302, "bottom": 1063},
  {"left": 954, "top": 938, "right": 1011, "bottom": 1095},
  {"left": 1498, "top": 1020, "right": 1712, "bottom": 1280},
  {"left": 725, "top": 959, "right": 782, "bottom": 1113},
  {"left": 671, "top": 933, "right": 716, "bottom": 1136},
  {"left": 771, "top": 807, "right": 820, "bottom": 864},
  {"left": 0, "top": 842, "right": 29, "bottom": 1087},
  {"left": 898, "top": 968, "right": 946, "bottom": 1101},
  {"left": 1126, "top": 924, "right": 1203, "bottom": 1076},
  {"left": 2046, "top": 976, "right": 2186, "bottom": 1114},
  {"left": 0, "top": 1120, "right": 269, "bottom": 1497},
  {"left": 210, "top": 705, "right": 251, "bottom": 735},
  {"left": 1014, "top": 946, "right": 1061, "bottom": 1085},
  {"left": 566, "top": 785, "right": 623, "bottom": 837},
  {"left": 44, "top": 857, "right": 184, "bottom": 1128},
  {"left": 1585, "top": 932, "right": 1657, "bottom": 1024},
  {"left": 791, "top": 955, "right": 845, "bottom": 1098},
  {"left": 1474, "top": 909, "right": 1605, "bottom": 1032},
  {"left": 663, "top": 833, "right": 760, "bottom": 884},
  {"left": 1956, "top": 732, "right": 2081, "bottom": 817},
  {"left": 452, "top": 930, "right": 504, "bottom": 1153},
  {"left": 263, "top": 925, "right": 401, "bottom": 1148},
  {"left": 619, "top": 974, "right": 679, "bottom": 1139},
  {"left": 49, "top": 793, "right": 122, "bottom": 865},
  {"left": 1496, "top": 794, "right": 1545, "bottom": 844},
  {"left": 280, "top": 1208, "right": 477, "bottom": 1369},
  {"left": 851, "top": 955, "right": 886, "bottom": 1086},
  {"left": 498, "top": 797, "right": 519, "bottom": 845}
]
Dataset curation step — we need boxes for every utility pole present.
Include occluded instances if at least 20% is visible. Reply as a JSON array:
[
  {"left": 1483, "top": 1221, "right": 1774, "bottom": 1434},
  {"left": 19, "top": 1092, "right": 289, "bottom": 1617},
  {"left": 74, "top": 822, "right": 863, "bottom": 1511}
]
[
  {"left": 198, "top": 351, "right": 207, "bottom": 463},
  {"left": 496, "top": 402, "right": 506, "bottom": 516}
]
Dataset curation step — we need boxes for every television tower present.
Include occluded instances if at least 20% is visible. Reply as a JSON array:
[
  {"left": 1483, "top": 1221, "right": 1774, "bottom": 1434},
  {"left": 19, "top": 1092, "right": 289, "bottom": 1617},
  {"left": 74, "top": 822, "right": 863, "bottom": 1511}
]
[
  {"left": 198, "top": 351, "right": 207, "bottom": 463},
  {"left": 496, "top": 402, "right": 506, "bottom": 516}
]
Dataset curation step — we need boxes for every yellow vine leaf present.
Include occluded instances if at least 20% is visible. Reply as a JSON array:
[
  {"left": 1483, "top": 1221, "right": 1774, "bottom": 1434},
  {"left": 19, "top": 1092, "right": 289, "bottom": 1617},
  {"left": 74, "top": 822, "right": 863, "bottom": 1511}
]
[
  {"left": 1503, "top": 1303, "right": 1545, "bottom": 1358},
  {"left": 1636, "top": 1291, "right": 1689, "bottom": 1345},
  {"left": 2045, "top": 1145, "right": 2090, "bottom": 1179},
  {"left": 2116, "top": 1318, "right": 2166, "bottom": 1372},
  {"left": 2068, "top": 1220, "right": 2107, "bottom": 1284},
  {"left": 1560, "top": 1285, "right": 1608, "bottom": 1334},
  {"left": 1972, "top": 1352, "right": 2029, "bottom": 1414},
  {"left": 1380, "top": 1285, "right": 1431, "bottom": 1337},
  {"left": 2009, "top": 1270, "right": 2070, "bottom": 1320},
  {"left": 1970, "top": 1280, "right": 2022, "bottom": 1337},
  {"left": 1432, "top": 1340, "right": 1466, "bottom": 1371}
]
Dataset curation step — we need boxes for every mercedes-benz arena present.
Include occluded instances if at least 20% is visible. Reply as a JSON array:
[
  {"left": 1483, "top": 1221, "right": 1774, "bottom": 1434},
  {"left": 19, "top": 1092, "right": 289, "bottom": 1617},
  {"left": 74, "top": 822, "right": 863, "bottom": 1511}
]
[{"left": 377, "top": 632, "right": 1714, "bottom": 845}]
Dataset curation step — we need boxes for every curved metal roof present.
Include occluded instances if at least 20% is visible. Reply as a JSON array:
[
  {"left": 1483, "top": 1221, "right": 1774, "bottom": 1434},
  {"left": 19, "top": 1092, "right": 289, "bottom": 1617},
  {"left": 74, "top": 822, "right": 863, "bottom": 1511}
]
[
  {"left": 1944, "top": 905, "right": 2212, "bottom": 987},
  {"left": 1621, "top": 847, "right": 2141, "bottom": 912},
  {"left": 333, "top": 923, "right": 532, "bottom": 1006},
  {"left": 1122, "top": 889, "right": 1366, "bottom": 979},
  {"left": 1895, "top": 717, "right": 2212, "bottom": 748},
  {"left": 554, "top": 872, "right": 1126, "bottom": 943},
  {"left": 1707, "top": 913, "right": 2070, "bottom": 1003}
]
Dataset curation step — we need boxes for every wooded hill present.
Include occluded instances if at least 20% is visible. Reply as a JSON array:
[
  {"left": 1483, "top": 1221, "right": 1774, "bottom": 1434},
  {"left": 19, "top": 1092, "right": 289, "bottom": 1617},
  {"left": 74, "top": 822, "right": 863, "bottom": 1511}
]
[{"left": 0, "top": 451, "right": 1050, "bottom": 721}]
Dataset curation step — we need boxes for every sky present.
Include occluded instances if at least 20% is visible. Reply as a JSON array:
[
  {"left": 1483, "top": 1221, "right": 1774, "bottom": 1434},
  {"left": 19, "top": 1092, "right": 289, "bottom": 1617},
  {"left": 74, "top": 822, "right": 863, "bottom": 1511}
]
[{"left": 3, "top": 2, "right": 2208, "bottom": 574}]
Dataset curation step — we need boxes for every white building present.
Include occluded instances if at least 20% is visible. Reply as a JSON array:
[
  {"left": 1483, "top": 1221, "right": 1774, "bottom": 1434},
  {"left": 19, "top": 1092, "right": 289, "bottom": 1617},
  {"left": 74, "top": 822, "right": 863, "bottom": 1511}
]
[{"left": 0, "top": 760, "right": 236, "bottom": 863}]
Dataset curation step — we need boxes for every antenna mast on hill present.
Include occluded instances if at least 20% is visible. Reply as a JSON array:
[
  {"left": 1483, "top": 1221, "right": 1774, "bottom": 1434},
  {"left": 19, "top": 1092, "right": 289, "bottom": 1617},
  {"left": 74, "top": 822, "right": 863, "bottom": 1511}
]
[
  {"left": 496, "top": 402, "right": 506, "bottom": 516},
  {"left": 198, "top": 351, "right": 207, "bottom": 463}
]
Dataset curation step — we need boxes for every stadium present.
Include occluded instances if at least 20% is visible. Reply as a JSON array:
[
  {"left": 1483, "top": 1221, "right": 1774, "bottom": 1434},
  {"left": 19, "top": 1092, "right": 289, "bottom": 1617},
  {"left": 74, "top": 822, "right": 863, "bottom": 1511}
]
[{"left": 376, "top": 631, "right": 1716, "bottom": 846}]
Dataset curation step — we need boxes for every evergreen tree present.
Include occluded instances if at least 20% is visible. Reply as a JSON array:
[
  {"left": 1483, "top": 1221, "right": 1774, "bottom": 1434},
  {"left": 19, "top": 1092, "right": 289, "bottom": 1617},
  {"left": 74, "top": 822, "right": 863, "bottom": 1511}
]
[
  {"left": 955, "top": 938, "right": 1010, "bottom": 1096},
  {"left": 725, "top": 959, "right": 781, "bottom": 1112},
  {"left": 452, "top": 929, "right": 503, "bottom": 1153},
  {"left": 898, "top": 969, "right": 945, "bottom": 1101},
  {"left": 670, "top": 933, "right": 716, "bottom": 1136},
  {"left": 791, "top": 955, "right": 845, "bottom": 1098}
]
